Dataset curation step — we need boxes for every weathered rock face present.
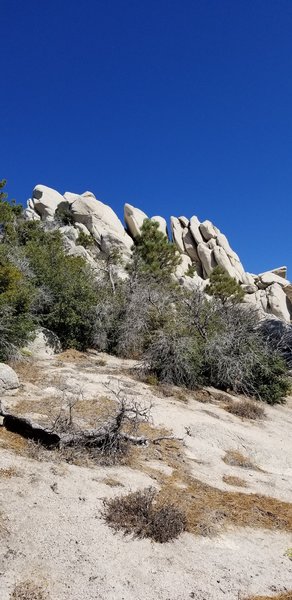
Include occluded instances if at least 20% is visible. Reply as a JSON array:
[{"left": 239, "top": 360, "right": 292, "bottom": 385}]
[
  {"left": 31, "top": 184, "right": 64, "bottom": 220},
  {"left": 24, "top": 184, "right": 291, "bottom": 323},
  {"left": 124, "top": 204, "right": 148, "bottom": 238},
  {"left": 24, "top": 328, "right": 61, "bottom": 359},
  {"left": 0, "top": 364, "right": 19, "bottom": 392}
]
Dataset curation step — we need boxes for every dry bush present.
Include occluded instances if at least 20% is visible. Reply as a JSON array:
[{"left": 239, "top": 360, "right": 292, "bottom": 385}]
[
  {"left": 222, "top": 475, "right": 247, "bottom": 488},
  {"left": 224, "top": 398, "right": 265, "bottom": 420},
  {"left": 193, "top": 389, "right": 214, "bottom": 403},
  {"left": 223, "top": 450, "right": 260, "bottom": 470},
  {"left": 96, "top": 358, "right": 107, "bottom": 366},
  {"left": 103, "top": 487, "right": 186, "bottom": 543},
  {"left": 10, "top": 581, "right": 48, "bottom": 600}
]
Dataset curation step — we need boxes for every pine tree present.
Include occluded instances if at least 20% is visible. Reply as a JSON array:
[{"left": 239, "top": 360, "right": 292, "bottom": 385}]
[
  {"left": 130, "top": 219, "right": 181, "bottom": 281},
  {"left": 205, "top": 266, "right": 244, "bottom": 304}
]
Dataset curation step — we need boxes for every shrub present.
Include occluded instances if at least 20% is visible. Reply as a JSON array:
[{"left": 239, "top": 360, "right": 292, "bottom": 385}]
[
  {"left": 76, "top": 230, "right": 94, "bottom": 248},
  {"left": 203, "top": 303, "right": 290, "bottom": 404},
  {"left": 142, "top": 329, "right": 203, "bottom": 388},
  {"left": 24, "top": 230, "right": 98, "bottom": 350},
  {"left": 54, "top": 201, "right": 74, "bottom": 226},
  {"left": 103, "top": 487, "right": 186, "bottom": 542},
  {"left": 223, "top": 398, "right": 266, "bottom": 420},
  {"left": 0, "top": 259, "right": 35, "bottom": 360}
]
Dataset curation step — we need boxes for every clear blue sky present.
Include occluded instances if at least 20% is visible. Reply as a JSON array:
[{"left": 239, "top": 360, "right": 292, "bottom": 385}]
[{"left": 2, "top": 0, "right": 292, "bottom": 275}]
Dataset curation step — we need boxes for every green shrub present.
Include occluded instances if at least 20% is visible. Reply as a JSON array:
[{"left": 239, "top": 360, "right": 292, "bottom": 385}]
[
  {"left": 205, "top": 266, "right": 244, "bottom": 304},
  {"left": 55, "top": 201, "right": 74, "bottom": 226},
  {"left": 76, "top": 230, "right": 94, "bottom": 248},
  {"left": 25, "top": 231, "right": 98, "bottom": 350}
]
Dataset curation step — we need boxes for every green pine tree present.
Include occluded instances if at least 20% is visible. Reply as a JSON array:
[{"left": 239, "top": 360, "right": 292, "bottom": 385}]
[
  {"left": 130, "top": 219, "right": 181, "bottom": 281},
  {"left": 205, "top": 266, "right": 245, "bottom": 304}
]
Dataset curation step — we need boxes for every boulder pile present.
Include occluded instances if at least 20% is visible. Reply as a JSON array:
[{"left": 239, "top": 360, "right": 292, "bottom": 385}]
[{"left": 25, "top": 184, "right": 292, "bottom": 323}]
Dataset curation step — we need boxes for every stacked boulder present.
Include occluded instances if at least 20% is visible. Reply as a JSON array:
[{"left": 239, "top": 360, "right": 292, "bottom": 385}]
[{"left": 25, "top": 185, "right": 292, "bottom": 323}]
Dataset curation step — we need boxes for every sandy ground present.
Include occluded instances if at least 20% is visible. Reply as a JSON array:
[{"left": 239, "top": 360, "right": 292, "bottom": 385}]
[{"left": 0, "top": 351, "right": 291, "bottom": 600}]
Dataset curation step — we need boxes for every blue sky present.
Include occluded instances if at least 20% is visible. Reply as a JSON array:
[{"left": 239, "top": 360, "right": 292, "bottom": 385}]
[{"left": 2, "top": 0, "right": 292, "bottom": 275}]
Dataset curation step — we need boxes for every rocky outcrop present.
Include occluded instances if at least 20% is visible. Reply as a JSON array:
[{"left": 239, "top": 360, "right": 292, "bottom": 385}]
[
  {"left": 24, "top": 184, "right": 292, "bottom": 324},
  {"left": 31, "top": 184, "right": 65, "bottom": 220},
  {"left": 124, "top": 204, "right": 148, "bottom": 238},
  {"left": 0, "top": 364, "right": 19, "bottom": 393}
]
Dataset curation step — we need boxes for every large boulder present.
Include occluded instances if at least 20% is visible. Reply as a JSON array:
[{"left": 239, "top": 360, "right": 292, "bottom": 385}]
[
  {"left": 178, "top": 216, "right": 189, "bottom": 228},
  {"left": 31, "top": 185, "right": 65, "bottom": 220},
  {"left": 189, "top": 216, "right": 204, "bottom": 245},
  {"left": 0, "top": 364, "right": 19, "bottom": 392},
  {"left": 24, "top": 328, "right": 61, "bottom": 359},
  {"left": 197, "top": 243, "right": 216, "bottom": 277},
  {"left": 258, "top": 271, "right": 291, "bottom": 289},
  {"left": 199, "top": 220, "right": 218, "bottom": 241},
  {"left": 213, "top": 246, "right": 238, "bottom": 279},
  {"left": 151, "top": 216, "right": 168, "bottom": 237},
  {"left": 182, "top": 228, "right": 199, "bottom": 261},
  {"left": 267, "top": 283, "right": 291, "bottom": 323},
  {"left": 175, "top": 253, "right": 192, "bottom": 278},
  {"left": 70, "top": 194, "right": 132, "bottom": 255},
  {"left": 170, "top": 217, "right": 185, "bottom": 253},
  {"left": 124, "top": 203, "right": 148, "bottom": 238},
  {"left": 270, "top": 266, "right": 287, "bottom": 279}
]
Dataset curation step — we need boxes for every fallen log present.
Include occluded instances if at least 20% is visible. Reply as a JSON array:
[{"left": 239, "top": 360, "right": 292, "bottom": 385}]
[{"left": 0, "top": 406, "right": 183, "bottom": 451}]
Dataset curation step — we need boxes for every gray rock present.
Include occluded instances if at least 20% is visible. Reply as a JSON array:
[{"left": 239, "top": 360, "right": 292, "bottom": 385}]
[
  {"left": 151, "top": 216, "right": 168, "bottom": 237},
  {"left": 24, "top": 328, "right": 61, "bottom": 359},
  {"left": 170, "top": 217, "right": 185, "bottom": 253},
  {"left": 189, "top": 216, "right": 204, "bottom": 245},
  {"left": 32, "top": 184, "right": 65, "bottom": 220},
  {"left": 124, "top": 203, "right": 148, "bottom": 238},
  {"left": 0, "top": 363, "right": 19, "bottom": 392}
]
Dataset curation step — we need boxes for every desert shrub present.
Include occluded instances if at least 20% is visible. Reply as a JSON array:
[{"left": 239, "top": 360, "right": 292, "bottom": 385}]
[
  {"left": 76, "top": 230, "right": 94, "bottom": 248},
  {"left": 203, "top": 303, "right": 290, "bottom": 403},
  {"left": 143, "top": 329, "right": 203, "bottom": 388},
  {"left": 54, "top": 201, "right": 74, "bottom": 226},
  {"left": 224, "top": 398, "right": 265, "bottom": 420},
  {"left": 260, "top": 317, "right": 292, "bottom": 369},
  {"left": 103, "top": 487, "right": 186, "bottom": 542}
]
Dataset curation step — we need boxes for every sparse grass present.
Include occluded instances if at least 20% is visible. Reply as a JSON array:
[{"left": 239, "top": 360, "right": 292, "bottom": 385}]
[
  {"left": 222, "top": 474, "right": 248, "bottom": 488},
  {"left": 0, "top": 466, "right": 19, "bottom": 478},
  {"left": 96, "top": 358, "right": 107, "bottom": 367},
  {"left": 158, "top": 471, "right": 292, "bottom": 537},
  {"left": 223, "top": 450, "right": 260, "bottom": 470},
  {"left": 224, "top": 398, "right": 266, "bottom": 420},
  {"left": 193, "top": 388, "right": 214, "bottom": 403},
  {"left": 10, "top": 360, "right": 43, "bottom": 385},
  {"left": 102, "top": 477, "right": 124, "bottom": 487},
  {"left": 56, "top": 349, "right": 87, "bottom": 362},
  {"left": 103, "top": 487, "right": 186, "bottom": 543},
  {"left": 10, "top": 580, "right": 48, "bottom": 600}
]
